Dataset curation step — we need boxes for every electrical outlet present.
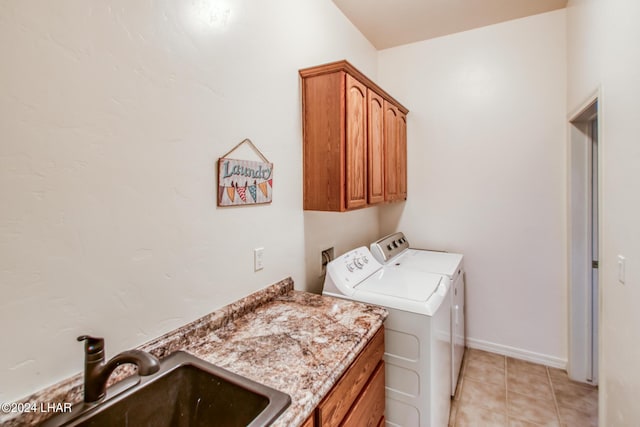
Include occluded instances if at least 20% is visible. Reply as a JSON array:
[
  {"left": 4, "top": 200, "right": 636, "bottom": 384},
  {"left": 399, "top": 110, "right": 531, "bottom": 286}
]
[{"left": 254, "top": 247, "right": 264, "bottom": 271}]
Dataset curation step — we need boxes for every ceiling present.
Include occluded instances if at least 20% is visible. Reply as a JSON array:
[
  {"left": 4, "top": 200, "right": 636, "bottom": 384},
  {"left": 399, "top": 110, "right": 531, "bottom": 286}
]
[{"left": 332, "top": 0, "right": 568, "bottom": 49}]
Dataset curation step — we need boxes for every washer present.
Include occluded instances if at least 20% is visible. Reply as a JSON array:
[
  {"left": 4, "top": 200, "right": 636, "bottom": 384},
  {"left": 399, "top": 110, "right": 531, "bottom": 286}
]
[
  {"left": 370, "top": 232, "right": 465, "bottom": 397},
  {"left": 323, "top": 246, "right": 451, "bottom": 427}
]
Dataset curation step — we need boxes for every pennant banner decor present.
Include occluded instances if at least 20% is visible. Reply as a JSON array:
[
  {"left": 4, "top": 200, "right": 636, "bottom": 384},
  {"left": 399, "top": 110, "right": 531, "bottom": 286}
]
[
  {"left": 217, "top": 138, "right": 273, "bottom": 207},
  {"left": 217, "top": 157, "right": 273, "bottom": 206}
]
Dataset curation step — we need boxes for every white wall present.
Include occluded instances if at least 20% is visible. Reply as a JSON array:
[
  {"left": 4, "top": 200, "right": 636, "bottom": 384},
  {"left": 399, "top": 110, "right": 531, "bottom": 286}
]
[
  {"left": 0, "top": 0, "right": 381, "bottom": 402},
  {"left": 377, "top": 10, "right": 568, "bottom": 364},
  {"left": 567, "top": 0, "right": 640, "bottom": 424},
  {"left": 304, "top": 209, "right": 383, "bottom": 294}
]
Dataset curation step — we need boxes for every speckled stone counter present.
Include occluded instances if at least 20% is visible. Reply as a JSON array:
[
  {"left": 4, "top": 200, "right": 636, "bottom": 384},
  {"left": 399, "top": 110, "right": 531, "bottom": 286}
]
[{"left": 2, "top": 277, "right": 387, "bottom": 426}]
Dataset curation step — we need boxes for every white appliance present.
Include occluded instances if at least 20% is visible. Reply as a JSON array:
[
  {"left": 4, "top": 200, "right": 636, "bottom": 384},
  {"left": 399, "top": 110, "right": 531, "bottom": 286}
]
[
  {"left": 323, "top": 247, "right": 451, "bottom": 427},
  {"left": 371, "top": 232, "right": 465, "bottom": 397}
]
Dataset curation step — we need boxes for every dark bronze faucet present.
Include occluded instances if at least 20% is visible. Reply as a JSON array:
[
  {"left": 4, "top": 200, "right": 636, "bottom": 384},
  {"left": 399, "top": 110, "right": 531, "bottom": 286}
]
[{"left": 77, "top": 335, "right": 160, "bottom": 403}]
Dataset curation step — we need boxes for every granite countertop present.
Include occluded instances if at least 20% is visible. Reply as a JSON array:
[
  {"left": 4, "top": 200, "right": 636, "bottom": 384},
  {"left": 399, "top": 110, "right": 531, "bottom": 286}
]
[{"left": 3, "top": 277, "right": 387, "bottom": 426}]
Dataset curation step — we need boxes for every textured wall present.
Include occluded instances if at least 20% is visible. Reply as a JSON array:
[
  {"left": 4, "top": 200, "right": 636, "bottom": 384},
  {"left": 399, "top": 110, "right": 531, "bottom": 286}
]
[
  {"left": 0, "top": 0, "right": 380, "bottom": 402},
  {"left": 567, "top": 0, "right": 640, "bottom": 424},
  {"left": 378, "top": 10, "right": 568, "bottom": 365}
]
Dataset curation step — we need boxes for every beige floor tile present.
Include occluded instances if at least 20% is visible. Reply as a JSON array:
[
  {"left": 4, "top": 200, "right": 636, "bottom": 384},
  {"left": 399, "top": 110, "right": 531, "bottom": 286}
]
[
  {"left": 461, "top": 377, "right": 507, "bottom": 412},
  {"left": 461, "top": 350, "right": 469, "bottom": 370},
  {"left": 507, "top": 371, "right": 554, "bottom": 402},
  {"left": 467, "top": 348, "right": 506, "bottom": 371},
  {"left": 449, "top": 400, "right": 459, "bottom": 427},
  {"left": 466, "top": 358, "right": 506, "bottom": 386},
  {"left": 547, "top": 367, "right": 571, "bottom": 383},
  {"left": 508, "top": 391, "right": 560, "bottom": 426},
  {"left": 552, "top": 381, "right": 598, "bottom": 415},
  {"left": 549, "top": 368, "right": 597, "bottom": 389},
  {"left": 454, "top": 374, "right": 465, "bottom": 401},
  {"left": 507, "top": 357, "right": 548, "bottom": 379},
  {"left": 456, "top": 401, "right": 507, "bottom": 427},
  {"left": 451, "top": 351, "right": 598, "bottom": 427},
  {"left": 558, "top": 405, "right": 598, "bottom": 427},
  {"left": 508, "top": 418, "right": 547, "bottom": 426}
]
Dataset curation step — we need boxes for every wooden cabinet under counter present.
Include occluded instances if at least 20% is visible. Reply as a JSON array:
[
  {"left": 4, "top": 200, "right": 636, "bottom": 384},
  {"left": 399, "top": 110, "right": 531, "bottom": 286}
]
[
  {"left": 301, "top": 414, "right": 314, "bottom": 427},
  {"left": 314, "top": 327, "right": 385, "bottom": 427},
  {"left": 300, "top": 60, "right": 408, "bottom": 211}
]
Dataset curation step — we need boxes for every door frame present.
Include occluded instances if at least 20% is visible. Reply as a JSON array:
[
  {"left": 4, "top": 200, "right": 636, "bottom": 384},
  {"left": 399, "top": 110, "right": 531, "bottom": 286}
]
[{"left": 567, "top": 90, "right": 601, "bottom": 384}]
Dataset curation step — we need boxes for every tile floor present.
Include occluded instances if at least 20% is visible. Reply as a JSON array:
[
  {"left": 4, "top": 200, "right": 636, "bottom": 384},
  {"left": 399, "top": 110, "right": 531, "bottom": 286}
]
[{"left": 449, "top": 348, "right": 598, "bottom": 426}]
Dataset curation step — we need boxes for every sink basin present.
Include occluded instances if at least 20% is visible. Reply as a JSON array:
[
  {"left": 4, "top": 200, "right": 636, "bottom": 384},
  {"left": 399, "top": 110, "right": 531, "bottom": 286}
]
[{"left": 43, "top": 351, "right": 291, "bottom": 427}]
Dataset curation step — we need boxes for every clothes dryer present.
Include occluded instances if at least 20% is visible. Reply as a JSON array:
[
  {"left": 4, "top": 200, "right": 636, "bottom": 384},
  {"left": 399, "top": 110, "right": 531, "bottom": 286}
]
[{"left": 371, "top": 232, "right": 465, "bottom": 396}]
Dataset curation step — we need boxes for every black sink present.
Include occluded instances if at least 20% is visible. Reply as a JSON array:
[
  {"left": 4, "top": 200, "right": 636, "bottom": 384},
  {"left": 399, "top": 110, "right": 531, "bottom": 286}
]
[{"left": 43, "top": 351, "right": 291, "bottom": 427}]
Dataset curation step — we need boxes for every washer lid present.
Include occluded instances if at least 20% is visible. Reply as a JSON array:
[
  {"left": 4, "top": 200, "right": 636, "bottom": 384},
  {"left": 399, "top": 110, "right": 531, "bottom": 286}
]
[
  {"left": 396, "top": 249, "right": 463, "bottom": 278},
  {"left": 354, "top": 268, "right": 443, "bottom": 302}
]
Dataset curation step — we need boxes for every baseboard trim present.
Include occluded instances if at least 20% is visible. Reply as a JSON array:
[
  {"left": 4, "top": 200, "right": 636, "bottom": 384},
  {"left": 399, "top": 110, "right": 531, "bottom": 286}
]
[{"left": 466, "top": 337, "right": 567, "bottom": 370}]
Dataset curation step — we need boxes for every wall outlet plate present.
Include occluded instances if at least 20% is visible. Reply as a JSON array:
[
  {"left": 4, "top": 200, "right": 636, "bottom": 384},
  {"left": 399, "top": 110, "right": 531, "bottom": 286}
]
[{"left": 254, "top": 247, "right": 264, "bottom": 271}]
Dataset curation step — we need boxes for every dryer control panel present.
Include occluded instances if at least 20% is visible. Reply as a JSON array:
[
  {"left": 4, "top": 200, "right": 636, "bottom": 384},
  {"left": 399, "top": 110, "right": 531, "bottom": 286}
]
[{"left": 371, "top": 232, "right": 410, "bottom": 263}]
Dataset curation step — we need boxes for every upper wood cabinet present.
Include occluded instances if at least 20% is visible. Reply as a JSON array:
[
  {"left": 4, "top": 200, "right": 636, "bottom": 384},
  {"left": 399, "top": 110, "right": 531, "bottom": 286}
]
[
  {"left": 397, "top": 111, "right": 407, "bottom": 199},
  {"left": 367, "top": 89, "right": 385, "bottom": 205},
  {"left": 384, "top": 101, "right": 408, "bottom": 202},
  {"left": 345, "top": 74, "right": 368, "bottom": 210},
  {"left": 300, "top": 60, "right": 408, "bottom": 211}
]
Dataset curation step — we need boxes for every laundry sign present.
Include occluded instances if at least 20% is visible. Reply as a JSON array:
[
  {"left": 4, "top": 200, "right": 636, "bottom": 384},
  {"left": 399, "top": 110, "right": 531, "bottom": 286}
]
[{"left": 217, "top": 139, "right": 273, "bottom": 206}]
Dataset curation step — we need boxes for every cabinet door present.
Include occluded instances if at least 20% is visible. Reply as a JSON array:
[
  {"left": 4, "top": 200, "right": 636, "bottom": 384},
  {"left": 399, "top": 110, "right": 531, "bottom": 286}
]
[
  {"left": 367, "top": 89, "right": 385, "bottom": 205},
  {"left": 384, "top": 101, "right": 399, "bottom": 201},
  {"left": 345, "top": 74, "right": 368, "bottom": 210},
  {"left": 397, "top": 111, "right": 407, "bottom": 200},
  {"left": 301, "top": 414, "right": 314, "bottom": 427},
  {"left": 341, "top": 361, "right": 385, "bottom": 427},
  {"left": 301, "top": 71, "right": 345, "bottom": 211},
  {"left": 316, "top": 328, "right": 384, "bottom": 427}
]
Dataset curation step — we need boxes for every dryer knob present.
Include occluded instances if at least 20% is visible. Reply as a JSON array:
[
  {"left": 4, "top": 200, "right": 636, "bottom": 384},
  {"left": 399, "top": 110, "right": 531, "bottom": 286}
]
[
  {"left": 346, "top": 262, "right": 355, "bottom": 272},
  {"left": 354, "top": 257, "right": 364, "bottom": 268}
]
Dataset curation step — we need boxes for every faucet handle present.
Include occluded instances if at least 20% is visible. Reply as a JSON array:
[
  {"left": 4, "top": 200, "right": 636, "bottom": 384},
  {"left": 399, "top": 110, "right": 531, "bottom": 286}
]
[{"left": 77, "top": 335, "right": 104, "bottom": 355}]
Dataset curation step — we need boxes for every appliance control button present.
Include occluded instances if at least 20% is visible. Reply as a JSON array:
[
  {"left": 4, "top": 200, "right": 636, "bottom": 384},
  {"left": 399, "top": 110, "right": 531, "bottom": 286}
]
[
  {"left": 354, "top": 258, "right": 364, "bottom": 268},
  {"left": 362, "top": 256, "right": 369, "bottom": 263},
  {"left": 392, "top": 241, "right": 398, "bottom": 248},
  {"left": 346, "top": 262, "right": 355, "bottom": 272},
  {"left": 387, "top": 244, "right": 393, "bottom": 250}
]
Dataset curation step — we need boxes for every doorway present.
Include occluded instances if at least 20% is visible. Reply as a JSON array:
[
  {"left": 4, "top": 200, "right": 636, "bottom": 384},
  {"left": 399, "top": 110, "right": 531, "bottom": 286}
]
[{"left": 568, "top": 97, "right": 599, "bottom": 384}]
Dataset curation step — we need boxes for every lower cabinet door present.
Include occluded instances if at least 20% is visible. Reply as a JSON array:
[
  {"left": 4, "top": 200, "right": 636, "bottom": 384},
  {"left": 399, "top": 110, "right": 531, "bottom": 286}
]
[
  {"left": 301, "top": 414, "right": 314, "bottom": 427},
  {"left": 340, "top": 361, "right": 385, "bottom": 427}
]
